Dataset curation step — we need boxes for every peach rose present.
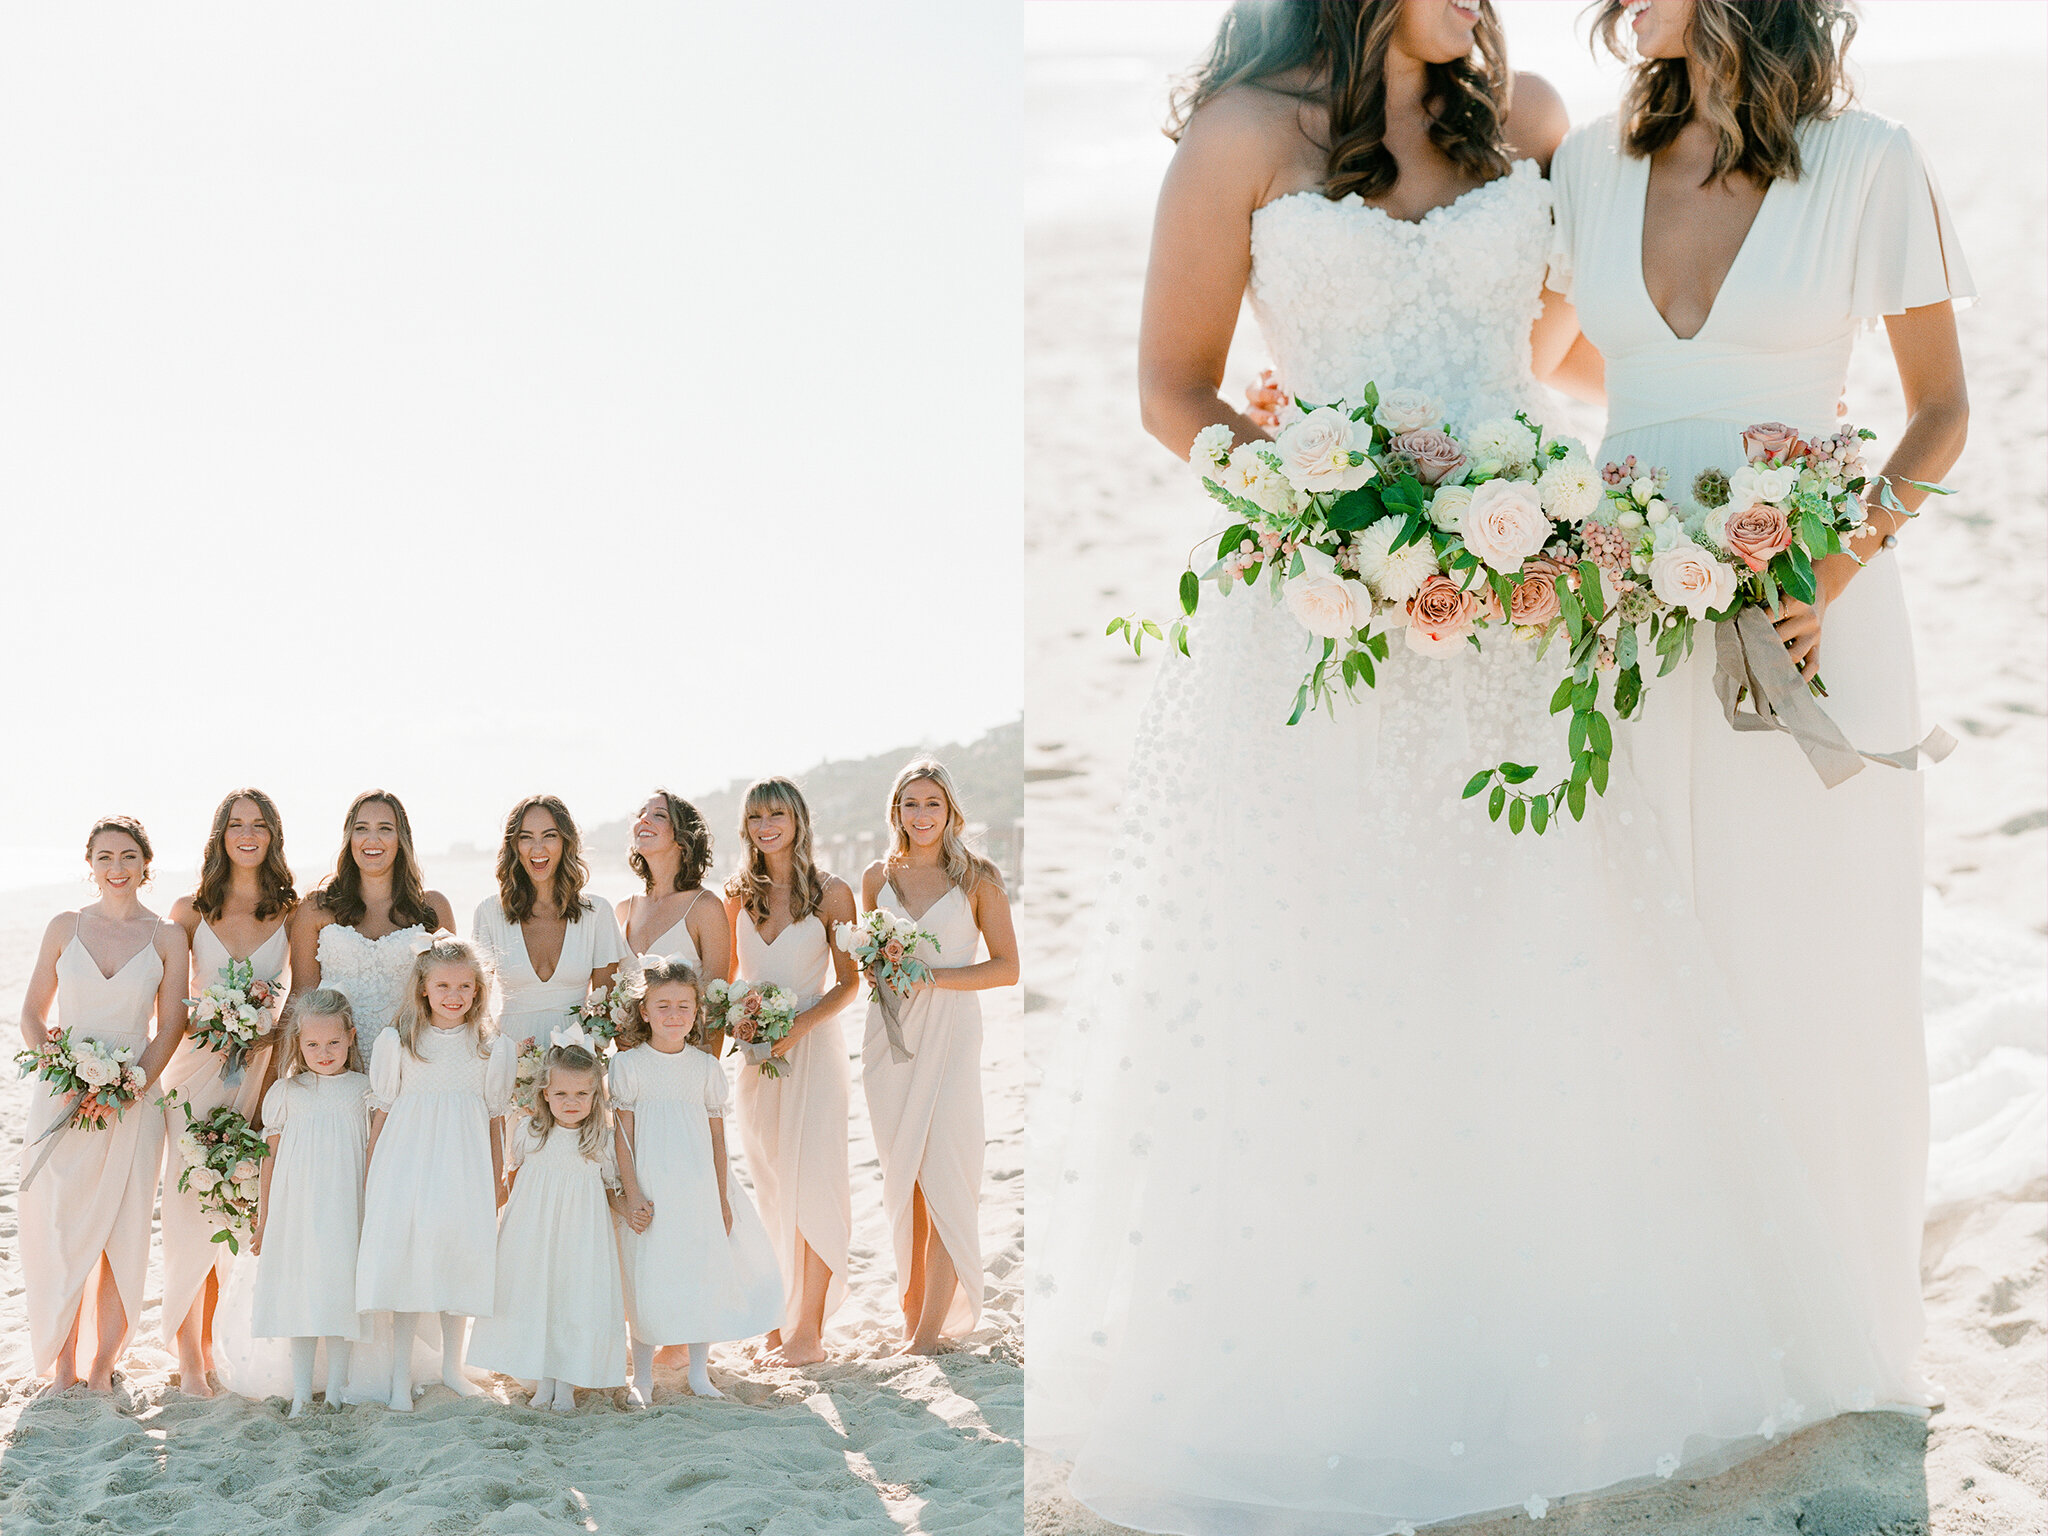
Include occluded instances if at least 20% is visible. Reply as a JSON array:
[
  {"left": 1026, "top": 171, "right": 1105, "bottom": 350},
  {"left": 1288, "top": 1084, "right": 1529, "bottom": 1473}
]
[
  {"left": 1741, "top": 421, "right": 1802, "bottom": 463},
  {"left": 1404, "top": 573, "right": 1483, "bottom": 655},
  {"left": 1388, "top": 429, "right": 1468, "bottom": 487},
  {"left": 1721, "top": 503, "right": 1794, "bottom": 572},
  {"left": 1458, "top": 478, "right": 1552, "bottom": 574},
  {"left": 1508, "top": 555, "right": 1567, "bottom": 628}
]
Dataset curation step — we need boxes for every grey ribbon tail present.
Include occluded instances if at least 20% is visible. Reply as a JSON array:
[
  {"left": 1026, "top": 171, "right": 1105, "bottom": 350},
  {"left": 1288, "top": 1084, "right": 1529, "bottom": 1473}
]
[
  {"left": 1714, "top": 608, "right": 1955, "bottom": 787},
  {"left": 18, "top": 1091, "right": 85, "bottom": 1193},
  {"left": 872, "top": 981, "right": 915, "bottom": 1064}
]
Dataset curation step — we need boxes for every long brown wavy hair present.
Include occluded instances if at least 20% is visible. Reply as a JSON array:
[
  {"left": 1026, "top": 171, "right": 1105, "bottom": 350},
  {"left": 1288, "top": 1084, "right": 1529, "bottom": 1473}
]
[
  {"left": 528, "top": 1042, "right": 612, "bottom": 1161},
  {"left": 314, "top": 790, "right": 438, "bottom": 931},
  {"left": 1168, "top": 0, "right": 1512, "bottom": 203},
  {"left": 629, "top": 789, "right": 714, "bottom": 893},
  {"left": 885, "top": 759, "right": 1003, "bottom": 899},
  {"left": 192, "top": 788, "right": 297, "bottom": 923},
  {"left": 495, "top": 794, "right": 593, "bottom": 925},
  {"left": 1593, "top": 0, "right": 1856, "bottom": 183},
  {"left": 391, "top": 933, "right": 498, "bottom": 1062},
  {"left": 725, "top": 777, "right": 829, "bottom": 928}
]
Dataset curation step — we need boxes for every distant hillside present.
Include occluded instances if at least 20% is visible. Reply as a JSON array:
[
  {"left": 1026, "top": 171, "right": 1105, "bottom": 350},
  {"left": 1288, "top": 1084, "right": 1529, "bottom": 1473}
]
[{"left": 583, "top": 717, "right": 1022, "bottom": 890}]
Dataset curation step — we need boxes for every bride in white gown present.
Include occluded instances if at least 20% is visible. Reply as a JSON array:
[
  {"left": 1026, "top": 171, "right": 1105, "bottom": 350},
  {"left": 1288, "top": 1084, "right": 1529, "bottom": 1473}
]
[{"left": 1025, "top": 5, "right": 1912, "bottom": 1531}]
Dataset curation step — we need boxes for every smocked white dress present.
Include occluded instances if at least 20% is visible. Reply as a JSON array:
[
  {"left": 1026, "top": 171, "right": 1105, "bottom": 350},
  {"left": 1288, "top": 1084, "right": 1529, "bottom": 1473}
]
[
  {"left": 468, "top": 1119, "right": 628, "bottom": 1387},
  {"left": 473, "top": 897, "right": 626, "bottom": 1048},
  {"left": 1551, "top": 107, "right": 1976, "bottom": 1405},
  {"left": 251, "top": 1070, "right": 370, "bottom": 1339},
  {"left": 158, "top": 920, "right": 287, "bottom": 1348},
  {"left": 19, "top": 921, "right": 166, "bottom": 1374},
  {"left": 733, "top": 912, "right": 851, "bottom": 1332},
  {"left": 611, "top": 1042, "right": 783, "bottom": 1344},
  {"left": 861, "top": 881, "right": 987, "bottom": 1338},
  {"left": 355, "top": 1024, "right": 516, "bottom": 1317}
]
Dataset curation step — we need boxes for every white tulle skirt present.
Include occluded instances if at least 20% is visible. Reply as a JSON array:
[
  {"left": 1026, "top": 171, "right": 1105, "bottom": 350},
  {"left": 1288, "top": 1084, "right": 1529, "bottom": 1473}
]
[{"left": 1025, "top": 582, "right": 1913, "bottom": 1534}]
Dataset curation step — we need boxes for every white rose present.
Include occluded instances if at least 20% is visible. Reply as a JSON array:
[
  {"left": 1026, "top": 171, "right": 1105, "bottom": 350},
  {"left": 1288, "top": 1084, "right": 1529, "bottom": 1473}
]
[
  {"left": 1372, "top": 388, "right": 1442, "bottom": 436},
  {"left": 1280, "top": 545, "right": 1365, "bottom": 639},
  {"left": 1726, "top": 463, "right": 1798, "bottom": 513},
  {"left": 236, "top": 1176, "right": 261, "bottom": 1200},
  {"left": 1351, "top": 518, "right": 1436, "bottom": 603},
  {"left": 1426, "top": 483, "right": 1474, "bottom": 532},
  {"left": 195, "top": 996, "right": 221, "bottom": 1023},
  {"left": 1272, "top": 407, "right": 1376, "bottom": 495},
  {"left": 1630, "top": 475, "right": 1658, "bottom": 506},
  {"left": 1648, "top": 540, "right": 1737, "bottom": 617},
  {"left": 232, "top": 1159, "right": 259, "bottom": 1182},
  {"left": 75, "top": 1054, "right": 115, "bottom": 1087},
  {"left": 1465, "top": 417, "right": 1540, "bottom": 476},
  {"left": 1190, "top": 422, "right": 1234, "bottom": 470},
  {"left": 1459, "top": 478, "right": 1553, "bottom": 573},
  {"left": 832, "top": 921, "right": 859, "bottom": 953},
  {"left": 189, "top": 1166, "right": 221, "bottom": 1193},
  {"left": 1702, "top": 503, "right": 1732, "bottom": 549},
  {"left": 1535, "top": 457, "right": 1601, "bottom": 523}
]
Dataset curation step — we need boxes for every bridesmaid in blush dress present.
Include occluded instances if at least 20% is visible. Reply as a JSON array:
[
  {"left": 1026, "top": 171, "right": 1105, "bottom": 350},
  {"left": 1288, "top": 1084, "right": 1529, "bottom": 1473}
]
[
  {"left": 16, "top": 817, "right": 190, "bottom": 1392},
  {"left": 618, "top": 789, "right": 731, "bottom": 1036},
  {"left": 859, "top": 760, "right": 1018, "bottom": 1354},
  {"left": 471, "top": 795, "right": 625, "bottom": 1050},
  {"left": 162, "top": 789, "right": 296, "bottom": 1396},
  {"left": 1548, "top": 0, "right": 1973, "bottom": 1408},
  {"left": 724, "top": 778, "right": 859, "bottom": 1367}
]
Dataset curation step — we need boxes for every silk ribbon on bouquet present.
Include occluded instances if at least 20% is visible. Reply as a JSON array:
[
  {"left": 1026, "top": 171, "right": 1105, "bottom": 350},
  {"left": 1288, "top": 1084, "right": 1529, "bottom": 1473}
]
[
  {"left": 1713, "top": 607, "right": 1956, "bottom": 787},
  {"left": 17, "top": 1091, "right": 87, "bottom": 1192},
  {"left": 871, "top": 980, "right": 915, "bottom": 1065}
]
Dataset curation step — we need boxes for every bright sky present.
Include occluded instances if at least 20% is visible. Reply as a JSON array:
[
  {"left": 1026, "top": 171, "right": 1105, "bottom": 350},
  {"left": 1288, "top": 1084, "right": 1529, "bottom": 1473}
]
[{"left": 0, "top": 2, "right": 1020, "bottom": 878}]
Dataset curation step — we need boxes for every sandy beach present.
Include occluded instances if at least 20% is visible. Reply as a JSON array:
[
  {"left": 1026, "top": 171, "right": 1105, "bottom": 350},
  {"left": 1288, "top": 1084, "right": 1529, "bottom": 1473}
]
[
  {"left": 1020, "top": 42, "right": 2046, "bottom": 1536},
  {"left": 0, "top": 858, "right": 1025, "bottom": 1534}
]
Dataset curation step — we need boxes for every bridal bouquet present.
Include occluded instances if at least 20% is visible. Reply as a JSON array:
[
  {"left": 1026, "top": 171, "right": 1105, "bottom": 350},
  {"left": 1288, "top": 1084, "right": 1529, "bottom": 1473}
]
[
  {"left": 186, "top": 959, "right": 281, "bottom": 1086},
  {"left": 15, "top": 1029, "right": 147, "bottom": 1130},
  {"left": 165, "top": 1094, "right": 270, "bottom": 1254},
  {"left": 706, "top": 978, "right": 799, "bottom": 1079}
]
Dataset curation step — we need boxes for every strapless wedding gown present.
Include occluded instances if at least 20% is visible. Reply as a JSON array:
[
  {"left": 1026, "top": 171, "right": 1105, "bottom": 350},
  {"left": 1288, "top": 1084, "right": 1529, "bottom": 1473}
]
[
  {"left": 315, "top": 923, "right": 425, "bottom": 1033},
  {"left": 1026, "top": 162, "right": 1902, "bottom": 1535}
]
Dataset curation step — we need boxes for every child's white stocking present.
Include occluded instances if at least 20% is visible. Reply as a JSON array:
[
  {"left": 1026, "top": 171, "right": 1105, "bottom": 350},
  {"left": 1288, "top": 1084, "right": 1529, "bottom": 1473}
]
[
  {"left": 686, "top": 1343, "right": 722, "bottom": 1399},
  {"left": 289, "top": 1337, "right": 318, "bottom": 1417},
  {"left": 440, "top": 1313, "right": 482, "bottom": 1397}
]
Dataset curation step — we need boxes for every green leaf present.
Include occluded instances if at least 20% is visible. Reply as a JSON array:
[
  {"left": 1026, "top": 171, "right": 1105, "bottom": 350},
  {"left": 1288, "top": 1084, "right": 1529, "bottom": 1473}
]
[
  {"left": 1613, "top": 665, "right": 1642, "bottom": 718},
  {"left": 1500, "top": 761, "right": 1539, "bottom": 785},
  {"left": 1462, "top": 769, "right": 1494, "bottom": 800},
  {"left": 1286, "top": 682, "right": 1310, "bottom": 726},
  {"left": 1568, "top": 778, "right": 1588, "bottom": 820},
  {"left": 1530, "top": 796, "right": 1549, "bottom": 834},
  {"left": 1367, "top": 632, "right": 1390, "bottom": 662},
  {"left": 1178, "top": 570, "right": 1200, "bottom": 616},
  {"left": 1616, "top": 625, "right": 1638, "bottom": 671},
  {"left": 1355, "top": 646, "right": 1376, "bottom": 688},
  {"left": 1325, "top": 485, "right": 1384, "bottom": 532},
  {"left": 1172, "top": 621, "right": 1190, "bottom": 657},
  {"left": 1568, "top": 712, "right": 1588, "bottom": 757},
  {"left": 1548, "top": 675, "right": 1574, "bottom": 715},
  {"left": 1589, "top": 752, "right": 1610, "bottom": 795},
  {"left": 1105, "top": 618, "right": 1123, "bottom": 637},
  {"left": 1393, "top": 510, "right": 1426, "bottom": 551},
  {"left": 1360, "top": 381, "right": 1379, "bottom": 416},
  {"left": 1587, "top": 710, "right": 1613, "bottom": 757},
  {"left": 1488, "top": 786, "right": 1506, "bottom": 822},
  {"left": 1572, "top": 679, "right": 1596, "bottom": 711},
  {"left": 1781, "top": 544, "right": 1817, "bottom": 604},
  {"left": 1508, "top": 797, "right": 1526, "bottom": 834},
  {"left": 1213, "top": 523, "right": 1250, "bottom": 563},
  {"left": 1141, "top": 620, "right": 1163, "bottom": 639},
  {"left": 1578, "top": 561, "right": 1605, "bottom": 621}
]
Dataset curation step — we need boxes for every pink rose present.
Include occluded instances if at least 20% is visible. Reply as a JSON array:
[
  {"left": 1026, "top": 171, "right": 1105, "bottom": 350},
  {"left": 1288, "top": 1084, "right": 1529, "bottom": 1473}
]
[
  {"left": 1404, "top": 573, "right": 1483, "bottom": 655},
  {"left": 1458, "top": 478, "right": 1552, "bottom": 573},
  {"left": 1508, "top": 555, "right": 1567, "bottom": 628},
  {"left": 883, "top": 938, "right": 905, "bottom": 963},
  {"left": 1741, "top": 422, "right": 1802, "bottom": 464},
  {"left": 1388, "top": 429, "right": 1468, "bottom": 487},
  {"left": 1722, "top": 504, "right": 1793, "bottom": 572}
]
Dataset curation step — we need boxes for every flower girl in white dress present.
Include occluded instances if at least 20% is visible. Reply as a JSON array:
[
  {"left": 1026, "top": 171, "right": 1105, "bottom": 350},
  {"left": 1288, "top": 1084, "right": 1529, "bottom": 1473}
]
[
  {"left": 610, "top": 959, "right": 782, "bottom": 1404},
  {"left": 356, "top": 936, "right": 515, "bottom": 1410},
  {"left": 252, "top": 989, "right": 370, "bottom": 1417}
]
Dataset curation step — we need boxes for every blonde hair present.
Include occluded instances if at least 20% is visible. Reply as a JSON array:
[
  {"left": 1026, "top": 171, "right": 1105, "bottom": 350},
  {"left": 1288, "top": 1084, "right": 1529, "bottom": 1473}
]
[
  {"left": 528, "top": 1044, "right": 611, "bottom": 1161},
  {"left": 392, "top": 935, "right": 498, "bottom": 1062},
  {"left": 1593, "top": 0, "right": 1856, "bottom": 183},
  {"left": 725, "top": 778, "right": 828, "bottom": 927},
  {"left": 886, "top": 758, "right": 1003, "bottom": 898},
  {"left": 614, "top": 957, "right": 707, "bottom": 1052},
  {"left": 279, "top": 988, "right": 366, "bottom": 1077}
]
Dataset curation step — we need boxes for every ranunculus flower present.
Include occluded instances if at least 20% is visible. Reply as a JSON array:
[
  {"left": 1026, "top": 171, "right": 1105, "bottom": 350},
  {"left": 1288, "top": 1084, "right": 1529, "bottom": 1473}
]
[
  {"left": 1388, "top": 429, "right": 1467, "bottom": 486},
  {"left": 1648, "top": 541, "right": 1736, "bottom": 617},
  {"left": 1459, "top": 478, "right": 1552, "bottom": 573},
  {"left": 1272, "top": 407, "right": 1376, "bottom": 495},
  {"left": 1742, "top": 421, "right": 1801, "bottom": 462},
  {"left": 1509, "top": 555, "right": 1567, "bottom": 628},
  {"left": 1373, "top": 388, "right": 1442, "bottom": 436},
  {"left": 1281, "top": 545, "right": 1365, "bottom": 639},
  {"left": 1404, "top": 573, "right": 1483, "bottom": 655},
  {"left": 1721, "top": 503, "right": 1794, "bottom": 572}
]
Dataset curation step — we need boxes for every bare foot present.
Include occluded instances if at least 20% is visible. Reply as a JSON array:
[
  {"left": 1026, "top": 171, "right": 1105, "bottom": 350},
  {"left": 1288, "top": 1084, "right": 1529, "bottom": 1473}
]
[
  {"left": 52, "top": 1360, "right": 80, "bottom": 1392},
  {"left": 897, "top": 1336, "right": 951, "bottom": 1357},
  {"left": 86, "top": 1366, "right": 118, "bottom": 1393},
  {"left": 765, "top": 1336, "right": 827, "bottom": 1368},
  {"left": 175, "top": 1355, "right": 216, "bottom": 1398}
]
